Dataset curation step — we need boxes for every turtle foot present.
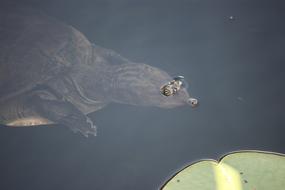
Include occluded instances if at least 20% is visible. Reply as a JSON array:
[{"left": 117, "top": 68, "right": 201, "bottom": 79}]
[{"left": 59, "top": 114, "right": 97, "bottom": 137}]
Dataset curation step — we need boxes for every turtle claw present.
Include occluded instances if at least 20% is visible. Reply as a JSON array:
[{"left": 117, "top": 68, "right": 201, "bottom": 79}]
[
  {"left": 85, "top": 117, "right": 97, "bottom": 137},
  {"left": 59, "top": 114, "right": 97, "bottom": 137},
  {"left": 31, "top": 92, "right": 98, "bottom": 137},
  {"left": 73, "top": 117, "right": 97, "bottom": 137}
]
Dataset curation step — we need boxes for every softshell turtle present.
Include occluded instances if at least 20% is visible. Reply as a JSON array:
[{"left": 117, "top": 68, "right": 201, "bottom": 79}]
[{"left": 0, "top": 7, "right": 198, "bottom": 137}]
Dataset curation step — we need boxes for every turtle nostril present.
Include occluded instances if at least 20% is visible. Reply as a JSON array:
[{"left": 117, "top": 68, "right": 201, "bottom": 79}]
[{"left": 188, "top": 98, "right": 198, "bottom": 108}]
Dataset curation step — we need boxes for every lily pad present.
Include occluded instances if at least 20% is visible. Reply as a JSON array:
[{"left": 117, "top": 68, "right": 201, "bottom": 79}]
[{"left": 161, "top": 151, "right": 285, "bottom": 190}]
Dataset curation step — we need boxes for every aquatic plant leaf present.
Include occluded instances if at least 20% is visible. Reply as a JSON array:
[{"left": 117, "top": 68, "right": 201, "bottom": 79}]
[{"left": 161, "top": 151, "right": 285, "bottom": 190}]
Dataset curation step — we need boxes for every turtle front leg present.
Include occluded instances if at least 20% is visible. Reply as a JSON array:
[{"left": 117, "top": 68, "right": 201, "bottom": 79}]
[
  {"left": 29, "top": 90, "right": 97, "bottom": 137},
  {"left": 57, "top": 109, "right": 97, "bottom": 137}
]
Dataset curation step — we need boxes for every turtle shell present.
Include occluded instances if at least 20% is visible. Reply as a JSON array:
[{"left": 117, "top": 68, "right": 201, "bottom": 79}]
[{"left": 0, "top": 7, "right": 93, "bottom": 102}]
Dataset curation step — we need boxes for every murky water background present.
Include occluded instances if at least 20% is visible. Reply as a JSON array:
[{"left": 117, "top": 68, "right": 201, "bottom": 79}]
[{"left": 0, "top": 0, "right": 284, "bottom": 189}]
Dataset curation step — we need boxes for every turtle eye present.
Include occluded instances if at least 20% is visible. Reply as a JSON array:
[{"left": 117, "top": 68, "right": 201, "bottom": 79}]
[
  {"left": 161, "top": 87, "right": 171, "bottom": 96},
  {"left": 160, "top": 85, "right": 173, "bottom": 96},
  {"left": 164, "top": 89, "right": 171, "bottom": 96}
]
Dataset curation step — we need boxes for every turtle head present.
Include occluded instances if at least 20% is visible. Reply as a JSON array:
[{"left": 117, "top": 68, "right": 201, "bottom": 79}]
[{"left": 110, "top": 63, "right": 198, "bottom": 108}]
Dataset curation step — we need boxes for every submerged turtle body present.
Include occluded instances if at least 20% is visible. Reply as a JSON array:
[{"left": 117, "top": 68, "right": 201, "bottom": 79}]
[
  {"left": 0, "top": 7, "right": 197, "bottom": 137},
  {"left": 0, "top": 8, "right": 100, "bottom": 136},
  {"left": 0, "top": 8, "right": 92, "bottom": 101}
]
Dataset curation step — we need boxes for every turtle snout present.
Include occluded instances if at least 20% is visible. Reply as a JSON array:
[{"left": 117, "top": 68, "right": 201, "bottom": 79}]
[{"left": 187, "top": 97, "right": 199, "bottom": 108}]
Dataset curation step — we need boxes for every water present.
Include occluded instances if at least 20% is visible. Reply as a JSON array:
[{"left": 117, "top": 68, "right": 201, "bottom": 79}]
[{"left": 0, "top": 0, "right": 285, "bottom": 189}]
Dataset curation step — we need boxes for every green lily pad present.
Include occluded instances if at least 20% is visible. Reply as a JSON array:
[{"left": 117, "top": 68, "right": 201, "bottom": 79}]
[{"left": 161, "top": 151, "right": 285, "bottom": 190}]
